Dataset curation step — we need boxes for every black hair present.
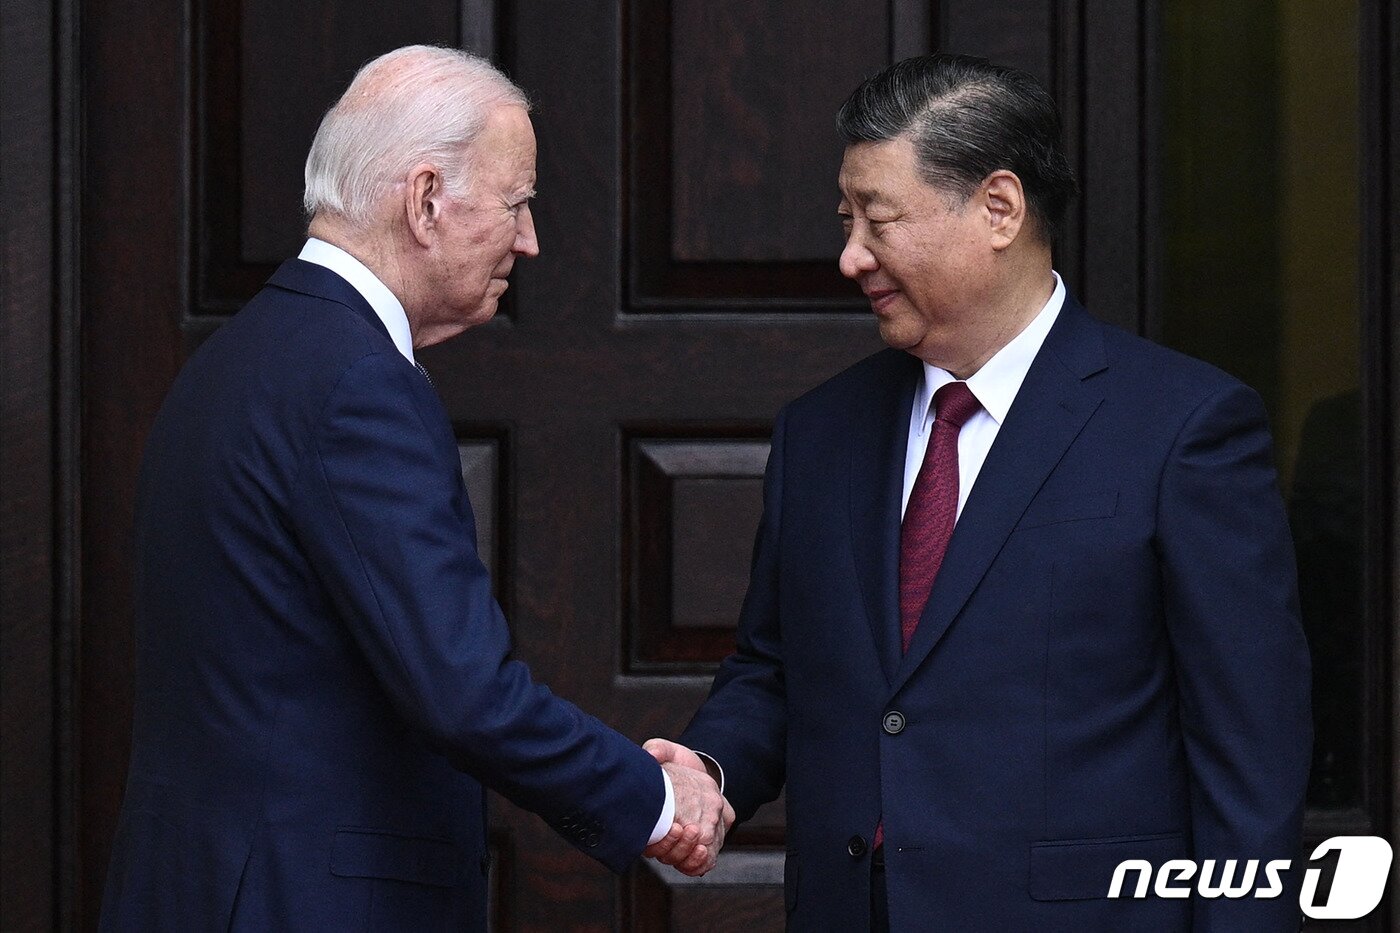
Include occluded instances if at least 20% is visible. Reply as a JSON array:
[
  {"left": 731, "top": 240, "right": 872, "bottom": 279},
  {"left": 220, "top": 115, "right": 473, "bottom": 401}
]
[{"left": 837, "top": 53, "right": 1077, "bottom": 243}]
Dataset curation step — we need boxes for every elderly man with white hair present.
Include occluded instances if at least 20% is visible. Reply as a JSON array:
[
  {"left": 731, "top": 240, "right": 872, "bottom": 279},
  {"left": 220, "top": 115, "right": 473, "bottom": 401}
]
[{"left": 99, "top": 45, "right": 730, "bottom": 932}]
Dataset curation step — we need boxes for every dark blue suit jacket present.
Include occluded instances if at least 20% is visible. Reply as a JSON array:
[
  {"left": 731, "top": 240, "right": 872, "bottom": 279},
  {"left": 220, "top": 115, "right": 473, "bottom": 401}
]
[
  {"left": 682, "top": 297, "right": 1311, "bottom": 931},
  {"left": 101, "top": 260, "right": 663, "bottom": 931}
]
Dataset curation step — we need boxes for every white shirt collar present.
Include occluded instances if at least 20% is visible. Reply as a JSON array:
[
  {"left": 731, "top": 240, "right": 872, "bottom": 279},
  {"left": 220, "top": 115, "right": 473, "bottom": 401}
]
[
  {"left": 298, "top": 238, "right": 415, "bottom": 364},
  {"left": 914, "top": 271, "right": 1066, "bottom": 432}
]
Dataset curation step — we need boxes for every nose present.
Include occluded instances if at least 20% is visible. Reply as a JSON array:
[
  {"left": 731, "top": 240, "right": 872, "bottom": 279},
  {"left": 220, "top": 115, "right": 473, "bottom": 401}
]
[
  {"left": 514, "top": 204, "right": 540, "bottom": 258},
  {"left": 839, "top": 230, "right": 876, "bottom": 279}
]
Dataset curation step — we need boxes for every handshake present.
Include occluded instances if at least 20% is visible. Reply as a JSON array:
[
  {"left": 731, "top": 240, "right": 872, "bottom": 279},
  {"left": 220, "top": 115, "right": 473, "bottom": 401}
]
[{"left": 642, "top": 738, "right": 736, "bottom": 877}]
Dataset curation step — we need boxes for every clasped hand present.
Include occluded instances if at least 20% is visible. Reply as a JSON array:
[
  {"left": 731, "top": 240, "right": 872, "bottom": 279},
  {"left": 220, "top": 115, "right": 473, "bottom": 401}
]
[{"left": 642, "top": 738, "right": 735, "bottom": 876}]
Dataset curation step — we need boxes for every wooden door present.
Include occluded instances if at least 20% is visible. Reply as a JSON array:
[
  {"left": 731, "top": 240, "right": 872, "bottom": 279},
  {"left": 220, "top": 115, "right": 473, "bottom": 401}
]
[{"left": 67, "top": 0, "right": 1387, "bottom": 930}]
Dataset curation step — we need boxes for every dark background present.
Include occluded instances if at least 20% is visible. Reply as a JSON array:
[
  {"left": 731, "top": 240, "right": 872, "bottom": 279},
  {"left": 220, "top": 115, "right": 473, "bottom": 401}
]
[{"left": 2, "top": 0, "right": 1397, "bottom": 929}]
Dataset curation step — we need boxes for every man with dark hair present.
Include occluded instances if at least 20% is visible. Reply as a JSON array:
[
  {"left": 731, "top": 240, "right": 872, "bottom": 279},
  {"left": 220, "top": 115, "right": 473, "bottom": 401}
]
[{"left": 647, "top": 53, "right": 1310, "bottom": 930}]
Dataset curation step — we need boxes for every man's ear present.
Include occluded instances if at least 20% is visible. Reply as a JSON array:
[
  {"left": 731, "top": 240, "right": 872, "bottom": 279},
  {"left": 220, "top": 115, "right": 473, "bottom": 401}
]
[
  {"left": 405, "top": 162, "right": 442, "bottom": 248},
  {"left": 981, "top": 170, "right": 1026, "bottom": 251}
]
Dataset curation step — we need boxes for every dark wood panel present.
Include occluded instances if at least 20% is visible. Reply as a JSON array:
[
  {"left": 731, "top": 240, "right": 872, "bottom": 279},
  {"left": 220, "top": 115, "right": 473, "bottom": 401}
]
[
  {"left": 1078, "top": 0, "right": 1149, "bottom": 329},
  {"left": 1362, "top": 0, "right": 1398, "bottom": 927},
  {"left": 936, "top": 0, "right": 1154, "bottom": 333},
  {"left": 938, "top": 0, "right": 1053, "bottom": 83},
  {"left": 624, "top": 852, "right": 785, "bottom": 932},
  {"left": 81, "top": 0, "right": 190, "bottom": 925},
  {"left": 891, "top": 0, "right": 935, "bottom": 60},
  {"left": 0, "top": 0, "right": 62, "bottom": 928},
  {"left": 671, "top": 479, "right": 763, "bottom": 628},
  {"left": 196, "top": 0, "right": 503, "bottom": 315},
  {"left": 625, "top": 0, "right": 929, "bottom": 309},
  {"left": 669, "top": 0, "right": 878, "bottom": 263},
  {"left": 486, "top": 829, "right": 513, "bottom": 931},
  {"left": 238, "top": 0, "right": 460, "bottom": 264},
  {"left": 1054, "top": 0, "right": 1158, "bottom": 334},
  {"left": 627, "top": 437, "right": 769, "bottom": 670}
]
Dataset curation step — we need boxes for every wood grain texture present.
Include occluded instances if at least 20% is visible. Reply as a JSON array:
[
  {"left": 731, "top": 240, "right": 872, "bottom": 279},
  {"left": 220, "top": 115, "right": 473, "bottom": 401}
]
[
  {"left": 668, "top": 0, "right": 878, "bottom": 263},
  {"left": 237, "top": 0, "right": 459, "bottom": 263},
  {"left": 1, "top": 0, "right": 60, "bottom": 928},
  {"left": 51, "top": 0, "right": 1396, "bottom": 930},
  {"left": 80, "top": 0, "right": 190, "bottom": 924},
  {"left": 624, "top": 853, "right": 786, "bottom": 932},
  {"left": 198, "top": 0, "right": 477, "bottom": 314},
  {"left": 626, "top": 437, "right": 769, "bottom": 669},
  {"left": 625, "top": 0, "right": 900, "bottom": 308}
]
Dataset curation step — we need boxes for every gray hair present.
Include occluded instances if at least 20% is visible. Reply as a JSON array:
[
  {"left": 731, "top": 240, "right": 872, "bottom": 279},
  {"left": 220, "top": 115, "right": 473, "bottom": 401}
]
[
  {"left": 837, "top": 54, "right": 1076, "bottom": 243},
  {"left": 303, "top": 45, "right": 529, "bottom": 226}
]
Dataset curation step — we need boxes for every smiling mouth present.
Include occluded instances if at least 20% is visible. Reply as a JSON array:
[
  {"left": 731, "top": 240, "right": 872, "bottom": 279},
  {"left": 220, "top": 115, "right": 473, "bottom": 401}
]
[{"left": 865, "top": 289, "right": 898, "bottom": 313}]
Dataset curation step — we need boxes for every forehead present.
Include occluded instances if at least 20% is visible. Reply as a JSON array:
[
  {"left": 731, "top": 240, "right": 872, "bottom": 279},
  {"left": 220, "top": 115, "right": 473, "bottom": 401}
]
[
  {"left": 838, "top": 136, "right": 922, "bottom": 203},
  {"left": 474, "top": 105, "right": 536, "bottom": 180}
]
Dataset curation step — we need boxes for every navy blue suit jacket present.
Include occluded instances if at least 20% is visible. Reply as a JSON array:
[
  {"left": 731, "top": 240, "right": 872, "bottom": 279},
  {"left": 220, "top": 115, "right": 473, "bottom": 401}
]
[
  {"left": 682, "top": 297, "right": 1311, "bottom": 931},
  {"left": 101, "top": 260, "right": 663, "bottom": 931}
]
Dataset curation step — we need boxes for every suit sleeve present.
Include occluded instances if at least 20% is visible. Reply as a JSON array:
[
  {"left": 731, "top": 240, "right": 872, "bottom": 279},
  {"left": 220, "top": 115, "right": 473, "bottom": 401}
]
[
  {"left": 289, "top": 351, "right": 662, "bottom": 872},
  {"left": 679, "top": 409, "right": 789, "bottom": 822},
  {"left": 1156, "top": 382, "right": 1312, "bottom": 930}
]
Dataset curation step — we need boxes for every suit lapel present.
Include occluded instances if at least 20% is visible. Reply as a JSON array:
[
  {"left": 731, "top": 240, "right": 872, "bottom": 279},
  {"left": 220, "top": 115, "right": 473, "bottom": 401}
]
[
  {"left": 891, "top": 299, "right": 1108, "bottom": 695},
  {"left": 849, "top": 351, "right": 922, "bottom": 686}
]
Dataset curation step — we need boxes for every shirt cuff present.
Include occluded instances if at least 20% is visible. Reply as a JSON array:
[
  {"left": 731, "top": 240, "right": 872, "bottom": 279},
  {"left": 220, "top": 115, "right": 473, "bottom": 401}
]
[
  {"left": 693, "top": 750, "right": 725, "bottom": 796},
  {"left": 647, "top": 768, "right": 676, "bottom": 846}
]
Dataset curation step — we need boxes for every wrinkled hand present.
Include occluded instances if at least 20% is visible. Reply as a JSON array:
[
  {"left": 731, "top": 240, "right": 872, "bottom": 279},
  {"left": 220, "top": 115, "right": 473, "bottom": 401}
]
[
  {"left": 643, "top": 738, "right": 735, "bottom": 876},
  {"left": 644, "top": 737, "right": 712, "bottom": 778}
]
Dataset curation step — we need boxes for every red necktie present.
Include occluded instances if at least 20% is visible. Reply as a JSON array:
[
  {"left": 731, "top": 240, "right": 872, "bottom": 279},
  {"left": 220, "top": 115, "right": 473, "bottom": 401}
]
[
  {"left": 899, "top": 381, "right": 981, "bottom": 651},
  {"left": 875, "top": 381, "right": 980, "bottom": 852}
]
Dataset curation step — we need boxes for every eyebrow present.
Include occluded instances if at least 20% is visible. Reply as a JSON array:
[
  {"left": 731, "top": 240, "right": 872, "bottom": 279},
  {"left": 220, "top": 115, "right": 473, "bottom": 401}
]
[{"left": 840, "top": 187, "right": 891, "bottom": 208}]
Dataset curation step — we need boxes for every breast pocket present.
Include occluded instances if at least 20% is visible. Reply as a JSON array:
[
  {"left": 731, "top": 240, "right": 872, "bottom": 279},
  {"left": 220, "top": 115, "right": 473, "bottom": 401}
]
[{"left": 1017, "top": 490, "right": 1119, "bottom": 531}]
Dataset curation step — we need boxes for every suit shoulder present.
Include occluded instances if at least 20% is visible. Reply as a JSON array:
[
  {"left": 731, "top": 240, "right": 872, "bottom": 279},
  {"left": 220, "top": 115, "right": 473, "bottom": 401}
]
[
  {"left": 1095, "top": 318, "right": 1256, "bottom": 411},
  {"left": 234, "top": 284, "right": 388, "bottom": 363},
  {"left": 169, "top": 284, "right": 405, "bottom": 430},
  {"left": 782, "top": 348, "right": 913, "bottom": 420}
]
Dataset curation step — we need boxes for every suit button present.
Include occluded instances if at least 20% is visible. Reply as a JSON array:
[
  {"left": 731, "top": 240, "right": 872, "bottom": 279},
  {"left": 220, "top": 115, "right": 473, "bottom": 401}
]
[
  {"left": 883, "top": 710, "right": 906, "bottom": 734},
  {"left": 847, "top": 835, "right": 868, "bottom": 858}
]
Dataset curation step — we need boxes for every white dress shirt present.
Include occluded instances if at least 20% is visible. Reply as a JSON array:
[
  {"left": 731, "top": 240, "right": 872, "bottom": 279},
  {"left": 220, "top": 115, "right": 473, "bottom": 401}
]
[
  {"left": 901, "top": 272, "right": 1066, "bottom": 519},
  {"left": 298, "top": 238, "right": 416, "bottom": 365},
  {"left": 297, "top": 238, "right": 678, "bottom": 846}
]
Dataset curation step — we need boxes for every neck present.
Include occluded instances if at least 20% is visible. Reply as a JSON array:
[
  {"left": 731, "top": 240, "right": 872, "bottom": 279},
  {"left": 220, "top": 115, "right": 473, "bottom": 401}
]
[
  {"left": 923, "top": 266, "right": 1056, "bottom": 380},
  {"left": 307, "top": 214, "right": 422, "bottom": 339}
]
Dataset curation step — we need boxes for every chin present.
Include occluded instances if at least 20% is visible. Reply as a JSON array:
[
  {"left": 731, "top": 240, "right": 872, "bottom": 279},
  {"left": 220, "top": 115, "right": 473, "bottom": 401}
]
[
  {"left": 876, "top": 317, "right": 925, "bottom": 352},
  {"left": 462, "top": 298, "right": 499, "bottom": 328}
]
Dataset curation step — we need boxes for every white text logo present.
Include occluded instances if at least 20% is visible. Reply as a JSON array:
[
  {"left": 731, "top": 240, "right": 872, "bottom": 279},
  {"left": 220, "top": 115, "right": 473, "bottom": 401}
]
[{"left": 1108, "top": 836, "right": 1393, "bottom": 920}]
